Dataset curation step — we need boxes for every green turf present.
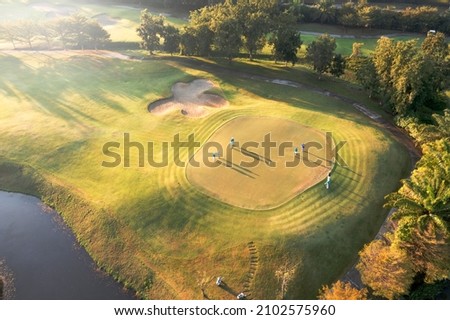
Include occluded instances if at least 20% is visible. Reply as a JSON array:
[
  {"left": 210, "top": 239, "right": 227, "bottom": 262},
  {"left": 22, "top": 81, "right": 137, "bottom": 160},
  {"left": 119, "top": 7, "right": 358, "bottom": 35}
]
[
  {"left": 299, "top": 34, "right": 424, "bottom": 56},
  {"left": 0, "top": 51, "right": 410, "bottom": 299},
  {"left": 0, "top": 0, "right": 186, "bottom": 45},
  {"left": 186, "top": 116, "right": 332, "bottom": 210},
  {"left": 299, "top": 23, "right": 401, "bottom": 36}
]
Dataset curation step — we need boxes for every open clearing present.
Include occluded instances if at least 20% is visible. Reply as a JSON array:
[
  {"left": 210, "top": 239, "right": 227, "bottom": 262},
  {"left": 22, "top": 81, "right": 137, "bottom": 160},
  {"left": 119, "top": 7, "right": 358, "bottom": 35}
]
[
  {"left": 0, "top": 50, "right": 411, "bottom": 299},
  {"left": 187, "top": 116, "right": 331, "bottom": 209}
]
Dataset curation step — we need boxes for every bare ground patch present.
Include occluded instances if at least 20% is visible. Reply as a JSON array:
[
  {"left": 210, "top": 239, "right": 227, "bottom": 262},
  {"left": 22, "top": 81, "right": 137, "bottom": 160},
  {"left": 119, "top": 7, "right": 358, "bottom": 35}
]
[{"left": 148, "top": 79, "right": 228, "bottom": 117}]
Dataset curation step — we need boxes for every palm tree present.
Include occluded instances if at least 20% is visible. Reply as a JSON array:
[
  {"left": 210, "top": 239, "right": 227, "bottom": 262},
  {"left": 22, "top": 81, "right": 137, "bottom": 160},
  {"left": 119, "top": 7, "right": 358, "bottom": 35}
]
[{"left": 385, "top": 139, "right": 450, "bottom": 281}]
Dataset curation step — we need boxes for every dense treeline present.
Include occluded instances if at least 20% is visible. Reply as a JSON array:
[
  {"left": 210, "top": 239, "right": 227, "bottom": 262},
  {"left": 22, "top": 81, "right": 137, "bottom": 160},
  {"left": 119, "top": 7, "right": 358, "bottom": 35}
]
[
  {"left": 321, "top": 34, "right": 450, "bottom": 299},
  {"left": 91, "top": 0, "right": 222, "bottom": 10},
  {"left": 137, "top": 0, "right": 307, "bottom": 65},
  {"left": 348, "top": 32, "right": 449, "bottom": 118},
  {"left": 0, "top": 14, "right": 110, "bottom": 50},
  {"left": 357, "top": 113, "right": 450, "bottom": 299},
  {"left": 137, "top": 1, "right": 448, "bottom": 103},
  {"left": 368, "top": 0, "right": 449, "bottom": 6},
  {"left": 320, "top": 109, "right": 450, "bottom": 300},
  {"left": 292, "top": 2, "right": 450, "bottom": 34}
]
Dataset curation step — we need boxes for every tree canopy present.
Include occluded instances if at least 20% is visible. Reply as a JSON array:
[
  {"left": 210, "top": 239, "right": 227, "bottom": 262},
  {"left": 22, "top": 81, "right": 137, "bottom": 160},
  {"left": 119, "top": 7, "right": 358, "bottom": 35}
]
[
  {"left": 0, "top": 14, "right": 110, "bottom": 50},
  {"left": 318, "top": 281, "right": 368, "bottom": 300},
  {"left": 353, "top": 33, "right": 449, "bottom": 117},
  {"left": 306, "top": 34, "right": 337, "bottom": 77}
]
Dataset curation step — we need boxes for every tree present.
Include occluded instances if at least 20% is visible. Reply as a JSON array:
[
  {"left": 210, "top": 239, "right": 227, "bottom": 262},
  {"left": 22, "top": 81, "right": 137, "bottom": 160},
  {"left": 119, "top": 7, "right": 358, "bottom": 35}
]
[
  {"left": 385, "top": 155, "right": 449, "bottom": 242},
  {"left": 393, "top": 217, "right": 450, "bottom": 283},
  {"left": 421, "top": 31, "right": 449, "bottom": 62},
  {"left": 370, "top": 36, "right": 446, "bottom": 116},
  {"left": 329, "top": 54, "right": 346, "bottom": 78},
  {"left": 306, "top": 34, "right": 336, "bottom": 77},
  {"left": 84, "top": 21, "right": 110, "bottom": 50},
  {"left": 357, "top": 5, "right": 384, "bottom": 29},
  {"left": 67, "top": 14, "right": 91, "bottom": 50},
  {"left": 0, "top": 22, "right": 18, "bottom": 49},
  {"left": 389, "top": 40, "right": 421, "bottom": 114},
  {"left": 399, "top": 110, "right": 450, "bottom": 145},
  {"left": 385, "top": 140, "right": 450, "bottom": 282},
  {"left": 137, "top": 10, "right": 165, "bottom": 54},
  {"left": 16, "top": 20, "right": 37, "bottom": 49},
  {"left": 180, "top": 26, "right": 198, "bottom": 56},
  {"left": 213, "top": 15, "right": 242, "bottom": 61},
  {"left": 162, "top": 24, "right": 180, "bottom": 55},
  {"left": 347, "top": 42, "right": 380, "bottom": 95},
  {"left": 373, "top": 36, "right": 394, "bottom": 98},
  {"left": 316, "top": 0, "right": 337, "bottom": 24},
  {"left": 318, "top": 281, "right": 368, "bottom": 300},
  {"left": 275, "top": 260, "right": 299, "bottom": 299},
  {"left": 337, "top": 2, "right": 359, "bottom": 31},
  {"left": 185, "top": 6, "right": 215, "bottom": 56},
  {"left": 421, "top": 32, "right": 449, "bottom": 99},
  {"left": 269, "top": 12, "right": 302, "bottom": 66},
  {"left": 430, "top": 110, "right": 450, "bottom": 140},
  {"left": 400, "top": 6, "right": 439, "bottom": 33},
  {"left": 53, "top": 17, "right": 72, "bottom": 50},
  {"left": 36, "top": 20, "right": 56, "bottom": 50},
  {"left": 236, "top": 0, "right": 272, "bottom": 60},
  {"left": 357, "top": 239, "right": 415, "bottom": 299},
  {"left": 353, "top": 57, "right": 379, "bottom": 98},
  {"left": 350, "top": 42, "right": 364, "bottom": 59}
]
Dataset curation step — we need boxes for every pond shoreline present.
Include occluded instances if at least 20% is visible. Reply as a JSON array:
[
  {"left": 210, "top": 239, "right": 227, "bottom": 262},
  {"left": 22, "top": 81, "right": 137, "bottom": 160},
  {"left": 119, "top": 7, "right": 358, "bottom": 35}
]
[{"left": 0, "top": 191, "right": 135, "bottom": 300}]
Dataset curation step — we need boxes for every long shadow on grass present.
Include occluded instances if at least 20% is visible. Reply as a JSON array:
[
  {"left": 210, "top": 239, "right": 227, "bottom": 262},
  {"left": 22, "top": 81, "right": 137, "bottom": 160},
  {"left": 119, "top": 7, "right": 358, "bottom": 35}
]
[
  {"left": 157, "top": 56, "right": 371, "bottom": 125},
  {"left": 219, "top": 158, "right": 259, "bottom": 176},
  {"left": 0, "top": 53, "right": 191, "bottom": 127},
  {"left": 234, "top": 147, "right": 273, "bottom": 166},
  {"left": 218, "top": 282, "right": 239, "bottom": 298},
  {"left": 332, "top": 168, "right": 362, "bottom": 182},
  {"left": 217, "top": 159, "right": 256, "bottom": 179},
  {"left": 306, "top": 151, "right": 362, "bottom": 177},
  {"left": 306, "top": 152, "right": 333, "bottom": 166}
]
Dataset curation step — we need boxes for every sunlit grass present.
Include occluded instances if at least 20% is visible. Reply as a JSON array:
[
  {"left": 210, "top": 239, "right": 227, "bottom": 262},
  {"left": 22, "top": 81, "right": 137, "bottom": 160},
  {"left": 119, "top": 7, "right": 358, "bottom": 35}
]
[
  {"left": 0, "top": 0, "right": 186, "bottom": 45},
  {"left": 0, "top": 51, "right": 410, "bottom": 299}
]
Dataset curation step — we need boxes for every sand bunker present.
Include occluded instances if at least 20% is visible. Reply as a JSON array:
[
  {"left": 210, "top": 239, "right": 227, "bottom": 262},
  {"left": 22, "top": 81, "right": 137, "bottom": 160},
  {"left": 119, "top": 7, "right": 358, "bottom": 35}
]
[{"left": 148, "top": 79, "right": 228, "bottom": 117}]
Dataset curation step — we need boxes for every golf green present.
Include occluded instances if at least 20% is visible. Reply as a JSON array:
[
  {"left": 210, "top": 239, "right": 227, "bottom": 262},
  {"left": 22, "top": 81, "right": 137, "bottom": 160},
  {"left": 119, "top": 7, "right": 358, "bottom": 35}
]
[{"left": 187, "top": 116, "right": 332, "bottom": 209}]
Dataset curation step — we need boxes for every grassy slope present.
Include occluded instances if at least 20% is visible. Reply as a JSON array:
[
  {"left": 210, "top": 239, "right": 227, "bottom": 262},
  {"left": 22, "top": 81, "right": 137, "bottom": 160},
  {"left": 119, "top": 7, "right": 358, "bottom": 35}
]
[{"left": 0, "top": 51, "right": 410, "bottom": 299}]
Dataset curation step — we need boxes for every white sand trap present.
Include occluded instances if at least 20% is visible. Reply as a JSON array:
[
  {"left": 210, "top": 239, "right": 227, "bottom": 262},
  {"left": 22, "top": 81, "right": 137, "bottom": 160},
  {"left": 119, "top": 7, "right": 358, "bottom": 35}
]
[{"left": 149, "top": 79, "right": 228, "bottom": 117}]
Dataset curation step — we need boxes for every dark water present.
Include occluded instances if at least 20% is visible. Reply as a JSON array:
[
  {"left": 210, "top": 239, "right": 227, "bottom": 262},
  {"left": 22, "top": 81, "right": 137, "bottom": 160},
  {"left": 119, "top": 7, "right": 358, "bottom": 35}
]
[{"left": 0, "top": 191, "right": 134, "bottom": 299}]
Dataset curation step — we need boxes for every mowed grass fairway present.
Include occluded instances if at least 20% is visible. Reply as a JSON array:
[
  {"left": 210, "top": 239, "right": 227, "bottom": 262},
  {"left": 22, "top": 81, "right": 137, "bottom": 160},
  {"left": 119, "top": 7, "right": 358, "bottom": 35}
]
[
  {"left": 187, "top": 116, "right": 331, "bottom": 210},
  {"left": 0, "top": 51, "right": 410, "bottom": 299}
]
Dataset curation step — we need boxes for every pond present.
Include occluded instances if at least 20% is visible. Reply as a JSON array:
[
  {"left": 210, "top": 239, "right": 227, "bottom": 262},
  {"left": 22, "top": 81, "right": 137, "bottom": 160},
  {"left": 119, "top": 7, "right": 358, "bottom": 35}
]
[{"left": 0, "top": 191, "right": 133, "bottom": 299}]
